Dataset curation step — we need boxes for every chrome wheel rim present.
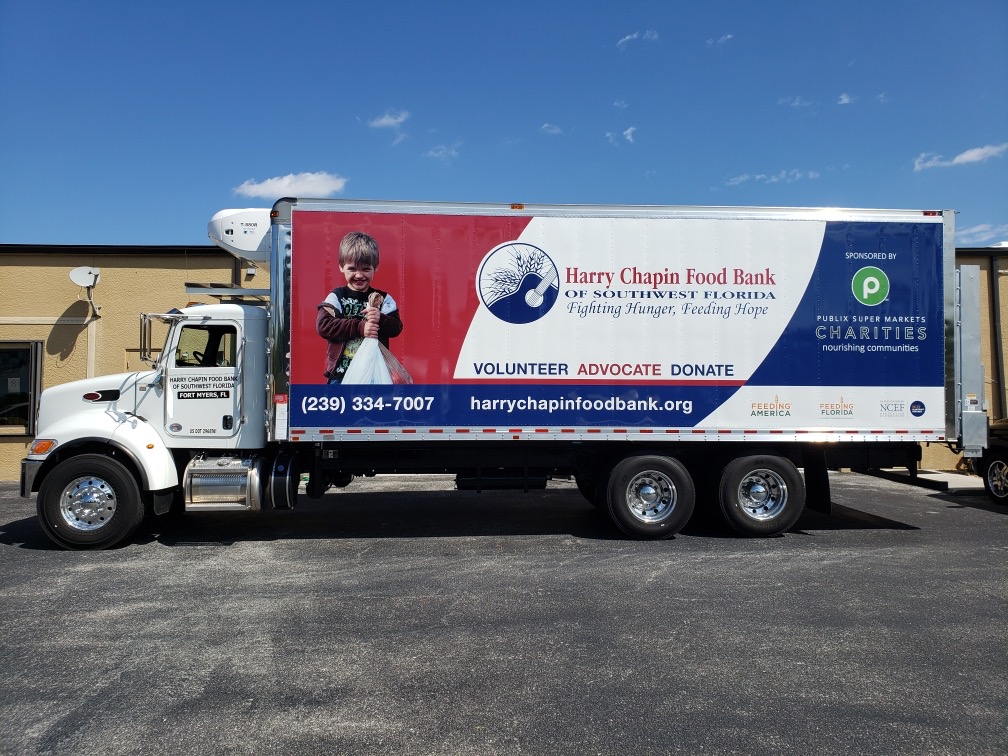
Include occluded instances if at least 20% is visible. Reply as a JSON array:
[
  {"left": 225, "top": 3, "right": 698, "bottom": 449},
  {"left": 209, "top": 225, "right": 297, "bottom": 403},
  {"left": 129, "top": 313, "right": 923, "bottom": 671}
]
[
  {"left": 736, "top": 469, "right": 788, "bottom": 522},
  {"left": 624, "top": 470, "right": 678, "bottom": 524},
  {"left": 59, "top": 475, "right": 118, "bottom": 531},
  {"left": 988, "top": 460, "right": 1008, "bottom": 498}
]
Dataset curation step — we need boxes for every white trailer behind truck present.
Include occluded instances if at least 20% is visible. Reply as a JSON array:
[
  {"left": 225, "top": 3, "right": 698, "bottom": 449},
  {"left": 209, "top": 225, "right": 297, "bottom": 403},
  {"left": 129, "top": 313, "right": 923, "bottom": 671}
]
[{"left": 20, "top": 200, "right": 995, "bottom": 548}]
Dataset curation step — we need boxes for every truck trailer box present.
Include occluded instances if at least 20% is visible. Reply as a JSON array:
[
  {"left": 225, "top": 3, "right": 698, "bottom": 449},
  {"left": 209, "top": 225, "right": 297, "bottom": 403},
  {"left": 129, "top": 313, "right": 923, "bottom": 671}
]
[{"left": 272, "top": 201, "right": 950, "bottom": 443}]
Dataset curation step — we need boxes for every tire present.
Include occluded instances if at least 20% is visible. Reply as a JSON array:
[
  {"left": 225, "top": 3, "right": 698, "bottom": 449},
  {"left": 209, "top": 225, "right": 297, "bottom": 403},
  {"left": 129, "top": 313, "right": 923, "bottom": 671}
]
[
  {"left": 606, "top": 455, "right": 695, "bottom": 539},
  {"left": 718, "top": 455, "right": 805, "bottom": 536},
  {"left": 980, "top": 449, "right": 1008, "bottom": 505},
  {"left": 36, "top": 454, "right": 145, "bottom": 549}
]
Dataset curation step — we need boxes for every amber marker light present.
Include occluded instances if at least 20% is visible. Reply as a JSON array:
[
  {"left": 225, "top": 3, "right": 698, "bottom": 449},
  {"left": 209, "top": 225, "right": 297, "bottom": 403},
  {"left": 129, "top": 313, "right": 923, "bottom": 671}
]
[{"left": 29, "top": 439, "right": 57, "bottom": 455}]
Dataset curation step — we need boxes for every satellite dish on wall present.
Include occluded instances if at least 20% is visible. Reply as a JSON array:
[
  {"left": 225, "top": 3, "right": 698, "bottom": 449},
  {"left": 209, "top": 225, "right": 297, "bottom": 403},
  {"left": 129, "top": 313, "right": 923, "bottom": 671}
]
[
  {"left": 69, "top": 266, "right": 101, "bottom": 288},
  {"left": 69, "top": 266, "right": 102, "bottom": 317}
]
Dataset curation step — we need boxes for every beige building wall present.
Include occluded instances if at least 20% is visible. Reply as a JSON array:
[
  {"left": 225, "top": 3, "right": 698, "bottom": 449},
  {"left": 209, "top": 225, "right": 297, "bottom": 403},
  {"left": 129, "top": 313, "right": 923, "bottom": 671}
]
[
  {"left": 921, "top": 253, "right": 1007, "bottom": 470},
  {"left": 0, "top": 247, "right": 266, "bottom": 480}
]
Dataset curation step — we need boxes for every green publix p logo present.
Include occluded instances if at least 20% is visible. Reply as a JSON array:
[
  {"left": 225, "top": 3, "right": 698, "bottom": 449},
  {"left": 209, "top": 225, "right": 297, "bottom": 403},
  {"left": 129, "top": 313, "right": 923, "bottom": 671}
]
[{"left": 852, "top": 266, "right": 890, "bottom": 306}]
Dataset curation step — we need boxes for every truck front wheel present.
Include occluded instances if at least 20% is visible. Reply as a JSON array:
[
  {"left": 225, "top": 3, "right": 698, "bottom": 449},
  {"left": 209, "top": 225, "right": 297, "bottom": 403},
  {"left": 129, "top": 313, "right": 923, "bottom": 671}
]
[
  {"left": 980, "top": 449, "right": 1008, "bottom": 504},
  {"left": 606, "top": 455, "right": 695, "bottom": 539},
  {"left": 718, "top": 455, "right": 805, "bottom": 536},
  {"left": 37, "top": 455, "right": 145, "bottom": 549}
]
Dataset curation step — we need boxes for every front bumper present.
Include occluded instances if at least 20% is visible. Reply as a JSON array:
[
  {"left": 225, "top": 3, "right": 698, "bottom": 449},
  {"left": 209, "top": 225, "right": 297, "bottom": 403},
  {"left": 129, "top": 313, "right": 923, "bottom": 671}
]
[{"left": 20, "top": 459, "right": 43, "bottom": 498}]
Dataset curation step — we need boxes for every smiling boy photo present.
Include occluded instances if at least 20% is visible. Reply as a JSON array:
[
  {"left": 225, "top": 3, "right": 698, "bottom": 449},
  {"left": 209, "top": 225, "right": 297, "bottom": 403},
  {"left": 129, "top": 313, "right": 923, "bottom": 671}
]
[{"left": 316, "top": 231, "right": 403, "bottom": 384}]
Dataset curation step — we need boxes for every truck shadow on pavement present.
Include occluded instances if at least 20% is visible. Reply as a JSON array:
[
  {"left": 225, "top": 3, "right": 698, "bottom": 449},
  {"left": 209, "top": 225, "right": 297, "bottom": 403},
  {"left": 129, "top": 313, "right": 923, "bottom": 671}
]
[
  {"left": 0, "top": 489, "right": 922, "bottom": 550},
  {"left": 925, "top": 489, "right": 1008, "bottom": 515},
  {"left": 0, "top": 516, "right": 56, "bottom": 549},
  {"left": 147, "top": 489, "right": 918, "bottom": 546},
  {"left": 149, "top": 490, "right": 617, "bottom": 546}
]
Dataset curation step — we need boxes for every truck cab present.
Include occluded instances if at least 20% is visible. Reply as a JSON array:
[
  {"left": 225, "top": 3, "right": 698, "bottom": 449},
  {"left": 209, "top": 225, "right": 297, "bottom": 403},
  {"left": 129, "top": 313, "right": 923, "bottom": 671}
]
[
  {"left": 21, "top": 302, "right": 271, "bottom": 549},
  {"left": 137, "top": 303, "right": 267, "bottom": 450}
]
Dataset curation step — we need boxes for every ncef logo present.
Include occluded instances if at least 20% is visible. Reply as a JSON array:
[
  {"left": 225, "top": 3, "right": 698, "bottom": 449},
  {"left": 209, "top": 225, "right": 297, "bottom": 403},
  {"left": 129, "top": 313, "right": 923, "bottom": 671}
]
[
  {"left": 477, "top": 242, "right": 560, "bottom": 324},
  {"left": 852, "top": 266, "right": 890, "bottom": 306},
  {"left": 910, "top": 401, "right": 926, "bottom": 417}
]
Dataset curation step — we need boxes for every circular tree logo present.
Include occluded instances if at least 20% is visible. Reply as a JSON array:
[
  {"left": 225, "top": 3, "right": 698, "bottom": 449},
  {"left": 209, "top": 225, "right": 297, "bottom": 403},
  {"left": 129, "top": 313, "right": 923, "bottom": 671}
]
[
  {"left": 477, "top": 242, "right": 559, "bottom": 324},
  {"left": 852, "top": 266, "right": 890, "bottom": 306}
]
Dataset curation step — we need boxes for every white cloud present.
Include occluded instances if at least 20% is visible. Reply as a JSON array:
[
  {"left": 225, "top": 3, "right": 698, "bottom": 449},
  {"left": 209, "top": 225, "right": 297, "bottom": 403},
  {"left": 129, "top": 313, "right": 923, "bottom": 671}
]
[
  {"left": 726, "top": 169, "right": 820, "bottom": 186},
  {"left": 617, "top": 30, "right": 657, "bottom": 50},
  {"left": 540, "top": 123, "right": 563, "bottom": 135},
  {"left": 778, "top": 96, "right": 813, "bottom": 108},
  {"left": 876, "top": 92, "right": 889, "bottom": 104},
  {"left": 957, "top": 223, "right": 1008, "bottom": 246},
  {"left": 914, "top": 142, "right": 1008, "bottom": 171},
  {"left": 606, "top": 127, "right": 637, "bottom": 145},
  {"left": 369, "top": 110, "right": 410, "bottom": 129},
  {"left": 706, "top": 33, "right": 734, "bottom": 47},
  {"left": 425, "top": 142, "right": 461, "bottom": 161},
  {"left": 837, "top": 93, "right": 855, "bottom": 105},
  {"left": 617, "top": 32, "right": 640, "bottom": 49},
  {"left": 369, "top": 110, "right": 410, "bottom": 145},
  {"left": 234, "top": 171, "right": 347, "bottom": 199},
  {"left": 613, "top": 99, "right": 628, "bottom": 109}
]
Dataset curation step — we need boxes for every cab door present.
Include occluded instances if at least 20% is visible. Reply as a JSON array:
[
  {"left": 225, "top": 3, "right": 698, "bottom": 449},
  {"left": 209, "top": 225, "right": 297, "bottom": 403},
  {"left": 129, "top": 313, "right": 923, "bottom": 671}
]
[{"left": 163, "top": 320, "right": 242, "bottom": 443}]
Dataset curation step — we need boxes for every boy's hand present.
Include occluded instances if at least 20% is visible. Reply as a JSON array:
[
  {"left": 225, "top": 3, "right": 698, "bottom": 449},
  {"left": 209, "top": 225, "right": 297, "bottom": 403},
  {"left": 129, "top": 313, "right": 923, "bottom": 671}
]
[{"left": 362, "top": 305, "right": 380, "bottom": 338}]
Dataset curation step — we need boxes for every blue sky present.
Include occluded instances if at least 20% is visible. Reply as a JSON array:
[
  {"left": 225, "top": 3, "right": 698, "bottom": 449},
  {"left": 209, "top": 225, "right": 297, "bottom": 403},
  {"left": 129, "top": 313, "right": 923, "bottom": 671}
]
[{"left": 1, "top": 0, "right": 1005, "bottom": 246}]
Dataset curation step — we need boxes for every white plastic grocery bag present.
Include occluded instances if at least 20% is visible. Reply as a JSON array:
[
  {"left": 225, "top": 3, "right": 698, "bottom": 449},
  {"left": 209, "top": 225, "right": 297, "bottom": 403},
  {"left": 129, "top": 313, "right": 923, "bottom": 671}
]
[
  {"left": 341, "top": 290, "right": 413, "bottom": 385},
  {"left": 341, "top": 337, "right": 392, "bottom": 385}
]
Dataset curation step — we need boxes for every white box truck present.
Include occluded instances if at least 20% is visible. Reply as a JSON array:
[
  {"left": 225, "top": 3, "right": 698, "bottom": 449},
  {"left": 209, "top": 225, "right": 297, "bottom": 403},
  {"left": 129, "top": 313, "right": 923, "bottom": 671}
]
[{"left": 20, "top": 199, "right": 994, "bottom": 548}]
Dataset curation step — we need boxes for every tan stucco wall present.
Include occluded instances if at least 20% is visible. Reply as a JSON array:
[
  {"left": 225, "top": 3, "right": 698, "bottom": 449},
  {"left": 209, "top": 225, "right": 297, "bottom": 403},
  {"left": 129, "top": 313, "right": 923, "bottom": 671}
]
[
  {"left": 0, "top": 249, "right": 266, "bottom": 479},
  {"left": 920, "top": 255, "right": 1005, "bottom": 471}
]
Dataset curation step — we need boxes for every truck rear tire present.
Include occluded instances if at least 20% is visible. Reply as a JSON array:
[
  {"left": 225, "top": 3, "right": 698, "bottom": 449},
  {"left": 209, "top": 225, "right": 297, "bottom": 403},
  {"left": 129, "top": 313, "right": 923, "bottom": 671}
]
[
  {"left": 718, "top": 455, "right": 805, "bottom": 536},
  {"left": 606, "top": 455, "right": 695, "bottom": 539},
  {"left": 980, "top": 449, "right": 1008, "bottom": 504},
  {"left": 36, "top": 455, "right": 145, "bottom": 550}
]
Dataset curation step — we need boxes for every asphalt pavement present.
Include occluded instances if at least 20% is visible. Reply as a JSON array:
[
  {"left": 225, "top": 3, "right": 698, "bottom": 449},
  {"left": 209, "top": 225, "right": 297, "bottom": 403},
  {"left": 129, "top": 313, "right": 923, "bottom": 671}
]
[{"left": 0, "top": 472, "right": 1005, "bottom": 755}]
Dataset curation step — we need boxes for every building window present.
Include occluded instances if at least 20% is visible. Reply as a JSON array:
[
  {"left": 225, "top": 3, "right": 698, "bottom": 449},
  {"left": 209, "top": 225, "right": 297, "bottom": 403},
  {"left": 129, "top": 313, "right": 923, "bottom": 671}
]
[{"left": 0, "top": 342, "right": 43, "bottom": 435}]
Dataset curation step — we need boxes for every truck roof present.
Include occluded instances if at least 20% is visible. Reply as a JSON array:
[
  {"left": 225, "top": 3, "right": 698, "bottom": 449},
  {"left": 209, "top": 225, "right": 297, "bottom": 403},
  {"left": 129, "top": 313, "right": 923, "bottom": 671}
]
[{"left": 178, "top": 302, "right": 267, "bottom": 320}]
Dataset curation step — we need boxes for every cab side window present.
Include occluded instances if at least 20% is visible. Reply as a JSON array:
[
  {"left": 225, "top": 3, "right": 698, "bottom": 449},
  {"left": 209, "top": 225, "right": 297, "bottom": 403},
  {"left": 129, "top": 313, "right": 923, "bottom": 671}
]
[{"left": 174, "top": 325, "right": 237, "bottom": 367}]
